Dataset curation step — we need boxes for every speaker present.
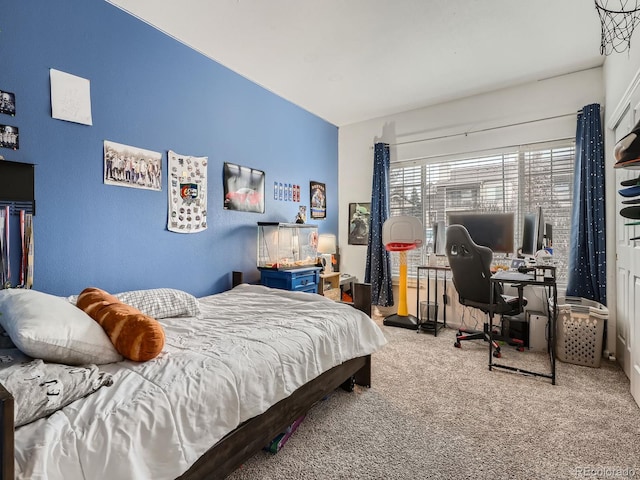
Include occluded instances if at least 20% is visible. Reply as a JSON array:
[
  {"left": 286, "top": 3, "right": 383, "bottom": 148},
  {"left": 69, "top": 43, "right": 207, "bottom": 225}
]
[{"left": 501, "top": 315, "right": 529, "bottom": 348}]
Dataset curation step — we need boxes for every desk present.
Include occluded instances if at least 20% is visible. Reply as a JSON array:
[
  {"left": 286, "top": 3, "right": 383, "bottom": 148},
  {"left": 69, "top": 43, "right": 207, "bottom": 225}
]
[
  {"left": 489, "top": 266, "right": 557, "bottom": 384},
  {"left": 416, "top": 265, "right": 451, "bottom": 336}
]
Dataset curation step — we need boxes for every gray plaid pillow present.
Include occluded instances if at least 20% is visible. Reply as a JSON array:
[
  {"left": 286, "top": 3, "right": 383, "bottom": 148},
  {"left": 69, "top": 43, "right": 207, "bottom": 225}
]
[{"left": 114, "top": 288, "right": 200, "bottom": 318}]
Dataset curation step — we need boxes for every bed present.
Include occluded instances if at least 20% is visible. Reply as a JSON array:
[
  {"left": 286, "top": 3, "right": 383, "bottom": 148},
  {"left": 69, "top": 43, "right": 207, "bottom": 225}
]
[{"left": 0, "top": 278, "right": 386, "bottom": 479}]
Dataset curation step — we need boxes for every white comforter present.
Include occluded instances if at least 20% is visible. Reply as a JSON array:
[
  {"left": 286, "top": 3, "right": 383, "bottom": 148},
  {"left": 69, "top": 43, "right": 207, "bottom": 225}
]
[{"left": 14, "top": 284, "right": 387, "bottom": 480}]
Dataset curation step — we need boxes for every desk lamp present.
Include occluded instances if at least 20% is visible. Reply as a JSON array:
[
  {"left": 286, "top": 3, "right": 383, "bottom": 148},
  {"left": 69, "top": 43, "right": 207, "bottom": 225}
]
[{"left": 317, "top": 234, "right": 336, "bottom": 273}]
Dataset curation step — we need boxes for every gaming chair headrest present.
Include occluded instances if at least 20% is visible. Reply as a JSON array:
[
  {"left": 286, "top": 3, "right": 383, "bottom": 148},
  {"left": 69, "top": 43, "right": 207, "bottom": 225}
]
[{"left": 445, "top": 224, "right": 493, "bottom": 266}]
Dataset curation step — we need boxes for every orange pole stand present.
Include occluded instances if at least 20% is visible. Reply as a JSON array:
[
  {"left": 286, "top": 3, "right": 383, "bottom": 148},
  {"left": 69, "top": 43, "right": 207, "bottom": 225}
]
[{"left": 398, "top": 251, "right": 408, "bottom": 316}]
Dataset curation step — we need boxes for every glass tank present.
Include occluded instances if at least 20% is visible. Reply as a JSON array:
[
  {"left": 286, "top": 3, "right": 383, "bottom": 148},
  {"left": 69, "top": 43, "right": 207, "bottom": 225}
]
[{"left": 257, "top": 222, "right": 318, "bottom": 270}]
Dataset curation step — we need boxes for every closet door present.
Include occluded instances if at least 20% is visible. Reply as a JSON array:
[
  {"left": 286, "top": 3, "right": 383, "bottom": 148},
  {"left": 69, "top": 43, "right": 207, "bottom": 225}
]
[
  {"left": 615, "top": 107, "right": 632, "bottom": 380},
  {"left": 614, "top": 101, "right": 640, "bottom": 408}
]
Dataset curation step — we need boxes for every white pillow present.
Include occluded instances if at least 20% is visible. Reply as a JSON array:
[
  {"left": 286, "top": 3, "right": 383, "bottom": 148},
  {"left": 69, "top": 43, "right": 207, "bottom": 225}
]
[
  {"left": 114, "top": 288, "right": 200, "bottom": 318},
  {"left": 0, "top": 289, "right": 123, "bottom": 365}
]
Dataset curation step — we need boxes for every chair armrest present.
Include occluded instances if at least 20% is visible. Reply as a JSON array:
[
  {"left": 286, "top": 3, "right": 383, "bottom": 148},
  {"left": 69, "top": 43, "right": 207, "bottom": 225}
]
[{"left": 501, "top": 287, "right": 528, "bottom": 309}]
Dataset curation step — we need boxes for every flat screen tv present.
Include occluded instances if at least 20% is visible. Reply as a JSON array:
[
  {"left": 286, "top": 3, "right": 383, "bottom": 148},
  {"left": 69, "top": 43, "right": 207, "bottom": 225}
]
[{"left": 447, "top": 212, "right": 515, "bottom": 254}]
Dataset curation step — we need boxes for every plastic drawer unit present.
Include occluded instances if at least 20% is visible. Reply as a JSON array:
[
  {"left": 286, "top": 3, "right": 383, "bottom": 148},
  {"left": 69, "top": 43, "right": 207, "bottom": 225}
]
[{"left": 260, "top": 267, "right": 321, "bottom": 294}]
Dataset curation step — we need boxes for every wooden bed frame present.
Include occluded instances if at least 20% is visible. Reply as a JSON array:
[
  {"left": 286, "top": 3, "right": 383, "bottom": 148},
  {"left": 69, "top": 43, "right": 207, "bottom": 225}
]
[
  {"left": 0, "top": 275, "right": 374, "bottom": 479},
  {"left": 0, "top": 382, "right": 13, "bottom": 480}
]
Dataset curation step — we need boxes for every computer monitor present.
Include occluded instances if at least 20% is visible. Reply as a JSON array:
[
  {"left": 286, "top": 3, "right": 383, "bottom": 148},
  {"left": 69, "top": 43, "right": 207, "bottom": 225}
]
[
  {"left": 521, "top": 207, "right": 544, "bottom": 256},
  {"left": 446, "top": 212, "right": 515, "bottom": 254},
  {"left": 544, "top": 223, "right": 553, "bottom": 248},
  {"left": 432, "top": 221, "right": 446, "bottom": 256}
]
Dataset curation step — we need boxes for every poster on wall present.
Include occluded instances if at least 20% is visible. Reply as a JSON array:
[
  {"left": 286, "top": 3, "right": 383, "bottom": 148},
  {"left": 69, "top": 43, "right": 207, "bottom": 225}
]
[
  {"left": 104, "top": 140, "right": 162, "bottom": 191},
  {"left": 167, "top": 150, "right": 208, "bottom": 233},
  {"left": 348, "top": 202, "right": 371, "bottom": 245},
  {"left": 50, "top": 69, "right": 93, "bottom": 126},
  {"left": 0, "top": 90, "right": 16, "bottom": 116},
  {"left": 309, "top": 181, "right": 326, "bottom": 219},
  {"left": 296, "top": 205, "right": 307, "bottom": 223},
  {"left": 0, "top": 125, "right": 18, "bottom": 150},
  {"left": 223, "top": 162, "right": 265, "bottom": 213}
]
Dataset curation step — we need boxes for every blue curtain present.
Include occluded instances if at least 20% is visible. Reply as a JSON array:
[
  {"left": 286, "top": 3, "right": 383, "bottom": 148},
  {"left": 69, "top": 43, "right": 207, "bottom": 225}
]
[
  {"left": 566, "top": 103, "right": 606, "bottom": 305},
  {"left": 365, "top": 143, "right": 393, "bottom": 306}
]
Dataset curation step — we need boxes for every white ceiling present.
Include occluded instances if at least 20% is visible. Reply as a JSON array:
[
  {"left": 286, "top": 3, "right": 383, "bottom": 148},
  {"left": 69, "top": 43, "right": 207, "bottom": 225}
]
[{"left": 107, "top": 0, "right": 605, "bottom": 126}]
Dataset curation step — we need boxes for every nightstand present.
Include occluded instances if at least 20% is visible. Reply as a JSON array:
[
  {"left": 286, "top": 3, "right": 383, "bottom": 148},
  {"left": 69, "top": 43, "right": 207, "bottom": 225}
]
[
  {"left": 319, "top": 272, "right": 341, "bottom": 301},
  {"left": 260, "top": 267, "right": 321, "bottom": 294}
]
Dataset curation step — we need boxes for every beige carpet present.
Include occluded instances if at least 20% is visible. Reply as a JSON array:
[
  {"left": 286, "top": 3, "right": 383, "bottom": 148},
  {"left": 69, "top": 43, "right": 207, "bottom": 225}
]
[{"left": 228, "top": 318, "right": 640, "bottom": 480}]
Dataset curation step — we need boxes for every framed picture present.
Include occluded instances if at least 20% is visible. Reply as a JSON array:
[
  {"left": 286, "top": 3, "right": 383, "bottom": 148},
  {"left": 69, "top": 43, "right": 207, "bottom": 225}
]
[
  {"left": 103, "top": 140, "right": 162, "bottom": 191},
  {"left": 167, "top": 150, "right": 208, "bottom": 233},
  {"left": 0, "top": 124, "right": 19, "bottom": 150},
  {"left": 348, "top": 202, "right": 371, "bottom": 245},
  {"left": 310, "top": 181, "right": 326, "bottom": 219},
  {"left": 0, "top": 90, "right": 16, "bottom": 116},
  {"left": 223, "top": 162, "right": 265, "bottom": 213}
]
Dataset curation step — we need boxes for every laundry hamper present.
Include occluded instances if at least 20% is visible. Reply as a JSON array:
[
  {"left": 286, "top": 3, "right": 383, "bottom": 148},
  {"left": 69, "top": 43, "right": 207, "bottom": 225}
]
[{"left": 549, "top": 296, "right": 608, "bottom": 367}]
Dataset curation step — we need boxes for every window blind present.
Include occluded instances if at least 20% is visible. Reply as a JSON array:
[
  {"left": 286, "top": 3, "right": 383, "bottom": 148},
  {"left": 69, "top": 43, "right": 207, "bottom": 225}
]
[{"left": 389, "top": 140, "right": 575, "bottom": 283}]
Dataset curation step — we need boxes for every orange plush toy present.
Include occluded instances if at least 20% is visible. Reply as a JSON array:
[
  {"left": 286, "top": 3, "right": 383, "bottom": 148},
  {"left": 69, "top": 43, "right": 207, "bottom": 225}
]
[{"left": 76, "top": 287, "right": 165, "bottom": 362}]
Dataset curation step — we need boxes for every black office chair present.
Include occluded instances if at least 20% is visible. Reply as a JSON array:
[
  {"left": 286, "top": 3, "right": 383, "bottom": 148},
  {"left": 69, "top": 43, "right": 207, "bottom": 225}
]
[{"left": 445, "top": 225, "right": 526, "bottom": 358}]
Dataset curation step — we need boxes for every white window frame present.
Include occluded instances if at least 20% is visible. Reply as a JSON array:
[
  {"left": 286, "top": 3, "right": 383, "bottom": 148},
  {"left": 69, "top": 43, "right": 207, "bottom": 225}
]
[{"left": 388, "top": 139, "right": 575, "bottom": 285}]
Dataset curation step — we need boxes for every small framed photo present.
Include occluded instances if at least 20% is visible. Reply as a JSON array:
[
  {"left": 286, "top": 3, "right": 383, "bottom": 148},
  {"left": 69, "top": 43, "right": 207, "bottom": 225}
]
[
  {"left": 310, "top": 181, "right": 326, "bottom": 219},
  {"left": 348, "top": 202, "right": 371, "bottom": 245},
  {"left": 0, "top": 90, "right": 16, "bottom": 116},
  {"left": 0, "top": 124, "right": 19, "bottom": 150}
]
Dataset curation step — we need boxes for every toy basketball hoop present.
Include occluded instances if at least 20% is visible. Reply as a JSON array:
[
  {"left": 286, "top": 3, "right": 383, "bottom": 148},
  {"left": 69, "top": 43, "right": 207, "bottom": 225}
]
[
  {"left": 595, "top": 0, "right": 640, "bottom": 55},
  {"left": 382, "top": 216, "right": 424, "bottom": 329},
  {"left": 385, "top": 241, "right": 420, "bottom": 252}
]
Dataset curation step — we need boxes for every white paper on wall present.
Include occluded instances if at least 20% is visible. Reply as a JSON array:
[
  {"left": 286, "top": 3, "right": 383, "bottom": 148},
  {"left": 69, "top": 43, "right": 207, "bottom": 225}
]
[
  {"left": 167, "top": 150, "right": 208, "bottom": 234},
  {"left": 50, "top": 69, "right": 93, "bottom": 126}
]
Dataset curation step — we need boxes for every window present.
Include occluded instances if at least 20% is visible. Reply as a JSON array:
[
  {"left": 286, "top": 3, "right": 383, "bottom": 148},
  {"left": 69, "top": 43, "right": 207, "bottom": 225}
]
[{"left": 389, "top": 140, "right": 575, "bottom": 284}]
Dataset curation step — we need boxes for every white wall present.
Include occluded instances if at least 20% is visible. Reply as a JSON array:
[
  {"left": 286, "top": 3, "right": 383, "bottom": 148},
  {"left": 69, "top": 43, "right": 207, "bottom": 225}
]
[
  {"left": 603, "top": 48, "right": 640, "bottom": 361},
  {"left": 338, "top": 68, "right": 604, "bottom": 285},
  {"left": 604, "top": 47, "right": 640, "bottom": 111}
]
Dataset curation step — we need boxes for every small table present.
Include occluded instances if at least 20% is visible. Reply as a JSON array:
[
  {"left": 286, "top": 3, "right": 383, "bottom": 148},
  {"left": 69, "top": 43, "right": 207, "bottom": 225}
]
[
  {"left": 416, "top": 265, "right": 451, "bottom": 336},
  {"left": 339, "top": 274, "right": 357, "bottom": 295},
  {"left": 319, "top": 272, "right": 341, "bottom": 301},
  {"left": 489, "top": 266, "right": 557, "bottom": 384}
]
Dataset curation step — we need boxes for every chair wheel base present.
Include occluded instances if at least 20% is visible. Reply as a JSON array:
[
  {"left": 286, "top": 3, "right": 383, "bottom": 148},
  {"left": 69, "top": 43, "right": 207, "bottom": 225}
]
[
  {"left": 493, "top": 351, "right": 502, "bottom": 358},
  {"left": 454, "top": 342, "right": 461, "bottom": 348}
]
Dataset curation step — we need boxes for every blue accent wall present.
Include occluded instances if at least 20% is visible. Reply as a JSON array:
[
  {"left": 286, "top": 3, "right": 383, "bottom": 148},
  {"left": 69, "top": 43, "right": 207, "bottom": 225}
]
[{"left": 0, "top": 1, "right": 338, "bottom": 297}]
